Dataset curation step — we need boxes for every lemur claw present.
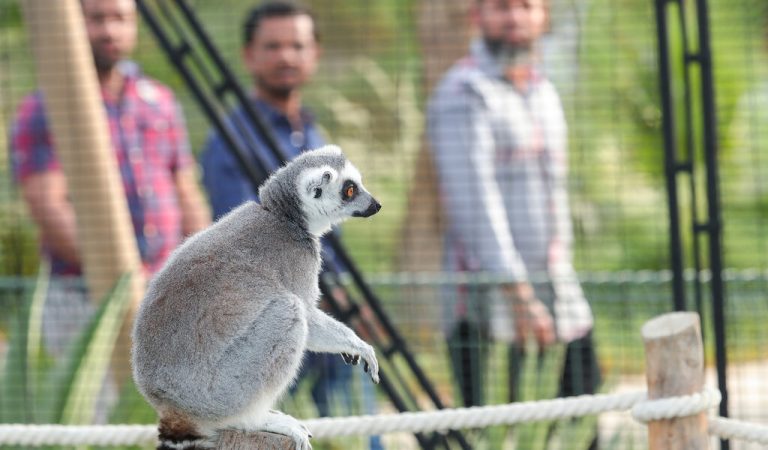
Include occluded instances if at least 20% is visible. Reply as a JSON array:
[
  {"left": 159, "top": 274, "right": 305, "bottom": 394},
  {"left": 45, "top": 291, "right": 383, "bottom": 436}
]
[
  {"left": 342, "top": 346, "right": 379, "bottom": 383},
  {"left": 341, "top": 353, "right": 361, "bottom": 365}
]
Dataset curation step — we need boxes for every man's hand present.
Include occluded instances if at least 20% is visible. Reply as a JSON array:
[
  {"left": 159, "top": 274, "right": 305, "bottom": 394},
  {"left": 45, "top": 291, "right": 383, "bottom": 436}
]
[
  {"left": 504, "top": 283, "right": 556, "bottom": 348},
  {"left": 174, "top": 168, "right": 211, "bottom": 236}
]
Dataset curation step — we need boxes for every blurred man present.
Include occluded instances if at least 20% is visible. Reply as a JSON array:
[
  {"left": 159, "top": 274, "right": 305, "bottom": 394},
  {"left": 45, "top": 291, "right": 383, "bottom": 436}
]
[
  {"left": 10, "top": 0, "right": 209, "bottom": 366},
  {"left": 428, "top": 0, "right": 600, "bottom": 445},
  {"left": 201, "top": 1, "right": 322, "bottom": 216}
]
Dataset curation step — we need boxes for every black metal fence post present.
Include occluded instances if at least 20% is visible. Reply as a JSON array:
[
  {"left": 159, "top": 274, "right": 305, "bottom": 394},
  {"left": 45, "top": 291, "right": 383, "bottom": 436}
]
[{"left": 654, "top": 0, "right": 729, "bottom": 447}]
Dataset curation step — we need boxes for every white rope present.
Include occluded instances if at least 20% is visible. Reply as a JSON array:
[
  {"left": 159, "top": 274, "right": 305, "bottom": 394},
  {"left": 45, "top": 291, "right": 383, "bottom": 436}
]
[
  {"left": 709, "top": 417, "right": 768, "bottom": 445},
  {"left": 0, "top": 424, "right": 157, "bottom": 446},
  {"left": 304, "top": 391, "right": 646, "bottom": 438},
  {"left": 632, "top": 388, "right": 721, "bottom": 423},
  {"left": 1, "top": 389, "right": 767, "bottom": 446}
]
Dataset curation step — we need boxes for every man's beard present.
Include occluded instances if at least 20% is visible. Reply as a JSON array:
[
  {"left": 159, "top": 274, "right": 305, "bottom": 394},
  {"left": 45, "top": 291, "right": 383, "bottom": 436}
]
[
  {"left": 484, "top": 37, "right": 535, "bottom": 68},
  {"left": 92, "top": 51, "right": 121, "bottom": 74},
  {"left": 257, "top": 78, "right": 295, "bottom": 100}
]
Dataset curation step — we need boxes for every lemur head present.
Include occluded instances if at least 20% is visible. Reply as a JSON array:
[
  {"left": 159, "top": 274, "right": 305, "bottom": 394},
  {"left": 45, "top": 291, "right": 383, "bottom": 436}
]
[{"left": 259, "top": 145, "right": 381, "bottom": 236}]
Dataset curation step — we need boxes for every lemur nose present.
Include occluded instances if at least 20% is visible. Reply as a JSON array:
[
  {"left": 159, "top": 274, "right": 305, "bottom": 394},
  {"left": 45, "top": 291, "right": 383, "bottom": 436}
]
[{"left": 354, "top": 198, "right": 382, "bottom": 218}]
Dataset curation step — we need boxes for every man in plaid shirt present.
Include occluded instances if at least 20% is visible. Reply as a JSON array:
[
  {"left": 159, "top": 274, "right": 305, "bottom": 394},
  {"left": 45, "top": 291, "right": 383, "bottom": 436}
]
[{"left": 10, "top": 0, "right": 210, "bottom": 363}]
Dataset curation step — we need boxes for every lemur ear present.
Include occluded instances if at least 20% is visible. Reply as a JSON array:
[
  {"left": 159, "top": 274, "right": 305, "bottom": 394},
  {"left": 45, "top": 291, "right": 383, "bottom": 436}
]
[{"left": 298, "top": 166, "right": 338, "bottom": 197}]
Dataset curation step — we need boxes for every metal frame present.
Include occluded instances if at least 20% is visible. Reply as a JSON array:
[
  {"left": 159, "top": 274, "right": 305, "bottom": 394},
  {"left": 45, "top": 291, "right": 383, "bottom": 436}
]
[{"left": 654, "top": 0, "right": 729, "bottom": 447}]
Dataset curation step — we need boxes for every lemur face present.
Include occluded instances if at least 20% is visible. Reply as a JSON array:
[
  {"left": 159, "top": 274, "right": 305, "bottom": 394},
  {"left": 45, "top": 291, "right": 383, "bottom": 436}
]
[{"left": 297, "top": 159, "right": 381, "bottom": 236}]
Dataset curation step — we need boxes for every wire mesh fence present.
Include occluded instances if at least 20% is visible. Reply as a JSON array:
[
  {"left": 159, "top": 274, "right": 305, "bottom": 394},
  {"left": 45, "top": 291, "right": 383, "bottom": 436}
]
[{"left": 1, "top": 0, "right": 768, "bottom": 449}]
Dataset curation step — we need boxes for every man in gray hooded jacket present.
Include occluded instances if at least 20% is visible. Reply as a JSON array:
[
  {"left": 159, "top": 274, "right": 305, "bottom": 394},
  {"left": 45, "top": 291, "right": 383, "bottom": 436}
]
[{"left": 427, "top": 0, "right": 600, "bottom": 424}]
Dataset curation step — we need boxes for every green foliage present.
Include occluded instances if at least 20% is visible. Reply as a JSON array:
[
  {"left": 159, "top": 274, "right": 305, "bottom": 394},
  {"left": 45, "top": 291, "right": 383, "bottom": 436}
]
[
  {"left": 0, "top": 1, "right": 22, "bottom": 28},
  {"left": 107, "top": 376, "right": 155, "bottom": 424},
  {"left": 56, "top": 276, "right": 133, "bottom": 425},
  {"left": 566, "top": 0, "right": 768, "bottom": 271},
  {"left": 0, "top": 79, "right": 35, "bottom": 281},
  {"left": 0, "top": 273, "right": 134, "bottom": 425},
  {"left": 0, "top": 265, "right": 49, "bottom": 424},
  {"left": 0, "top": 212, "right": 40, "bottom": 278}
]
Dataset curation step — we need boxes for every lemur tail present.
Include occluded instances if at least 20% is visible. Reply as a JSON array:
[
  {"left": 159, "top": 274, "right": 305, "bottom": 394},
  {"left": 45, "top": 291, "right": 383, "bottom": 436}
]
[{"left": 157, "top": 412, "right": 215, "bottom": 450}]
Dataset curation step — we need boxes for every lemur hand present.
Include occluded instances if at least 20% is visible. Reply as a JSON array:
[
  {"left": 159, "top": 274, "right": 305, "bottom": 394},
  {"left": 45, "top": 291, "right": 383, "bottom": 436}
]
[{"left": 341, "top": 343, "right": 379, "bottom": 383}]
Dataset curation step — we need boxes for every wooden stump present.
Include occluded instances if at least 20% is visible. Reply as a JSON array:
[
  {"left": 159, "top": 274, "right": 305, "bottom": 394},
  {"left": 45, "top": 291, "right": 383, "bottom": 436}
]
[
  {"left": 641, "top": 312, "right": 709, "bottom": 450},
  {"left": 216, "top": 430, "right": 295, "bottom": 450}
]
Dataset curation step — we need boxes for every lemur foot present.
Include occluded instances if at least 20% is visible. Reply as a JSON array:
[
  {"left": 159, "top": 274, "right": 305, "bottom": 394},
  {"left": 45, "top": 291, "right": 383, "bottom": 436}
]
[{"left": 258, "top": 410, "right": 312, "bottom": 450}]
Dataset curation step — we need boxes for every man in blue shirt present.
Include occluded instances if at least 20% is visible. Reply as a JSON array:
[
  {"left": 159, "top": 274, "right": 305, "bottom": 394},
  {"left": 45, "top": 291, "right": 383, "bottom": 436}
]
[
  {"left": 201, "top": 6, "right": 323, "bottom": 219},
  {"left": 200, "top": 2, "right": 382, "bottom": 449}
]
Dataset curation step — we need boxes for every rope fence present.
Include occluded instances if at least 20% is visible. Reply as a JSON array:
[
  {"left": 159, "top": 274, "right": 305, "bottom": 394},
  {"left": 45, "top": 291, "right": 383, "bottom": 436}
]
[{"left": 2, "top": 388, "right": 768, "bottom": 447}]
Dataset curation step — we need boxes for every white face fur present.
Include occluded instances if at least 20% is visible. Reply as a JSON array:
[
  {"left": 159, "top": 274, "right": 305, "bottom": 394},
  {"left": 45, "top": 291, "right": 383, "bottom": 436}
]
[{"left": 296, "top": 160, "right": 374, "bottom": 236}]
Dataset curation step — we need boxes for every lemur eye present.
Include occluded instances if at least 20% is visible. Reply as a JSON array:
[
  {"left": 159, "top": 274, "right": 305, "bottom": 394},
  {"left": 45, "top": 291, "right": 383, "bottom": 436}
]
[
  {"left": 313, "top": 188, "right": 322, "bottom": 199},
  {"left": 342, "top": 181, "right": 357, "bottom": 200}
]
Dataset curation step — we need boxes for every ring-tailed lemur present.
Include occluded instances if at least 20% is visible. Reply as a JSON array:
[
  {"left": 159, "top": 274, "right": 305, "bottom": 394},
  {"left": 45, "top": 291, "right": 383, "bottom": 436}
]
[{"left": 132, "top": 145, "right": 381, "bottom": 450}]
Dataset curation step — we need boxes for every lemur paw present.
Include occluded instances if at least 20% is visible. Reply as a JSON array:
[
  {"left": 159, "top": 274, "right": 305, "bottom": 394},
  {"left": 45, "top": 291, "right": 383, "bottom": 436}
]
[
  {"left": 341, "top": 344, "right": 379, "bottom": 384},
  {"left": 259, "top": 410, "right": 312, "bottom": 450}
]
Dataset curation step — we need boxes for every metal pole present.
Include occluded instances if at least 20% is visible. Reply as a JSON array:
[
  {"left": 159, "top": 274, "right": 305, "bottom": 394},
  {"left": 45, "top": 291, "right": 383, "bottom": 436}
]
[
  {"left": 694, "top": 0, "right": 730, "bottom": 444},
  {"left": 654, "top": 0, "right": 687, "bottom": 312}
]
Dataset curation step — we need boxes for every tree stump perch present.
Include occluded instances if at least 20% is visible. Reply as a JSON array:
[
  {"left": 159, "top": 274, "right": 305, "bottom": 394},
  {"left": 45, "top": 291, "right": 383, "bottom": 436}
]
[
  {"left": 641, "top": 311, "right": 709, "bottom": 450},
  {"left": 215, "top": 430, "right": 295, "bottom": 450}
]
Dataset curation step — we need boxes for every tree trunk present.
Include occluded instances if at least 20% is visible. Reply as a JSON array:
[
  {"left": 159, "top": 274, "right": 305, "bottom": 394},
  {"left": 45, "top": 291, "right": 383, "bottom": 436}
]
[
  {"left": 216, "top": 430, "right": 295, "bottom": 450},
  {"left": 398, "top": 0, "right": 473, "bottom": 273}
]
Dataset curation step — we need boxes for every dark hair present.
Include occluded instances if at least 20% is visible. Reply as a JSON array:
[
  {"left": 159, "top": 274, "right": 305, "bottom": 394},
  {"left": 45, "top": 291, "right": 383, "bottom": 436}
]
[{"left": 242, "top": 1, "right": 318, "bottom": 46}]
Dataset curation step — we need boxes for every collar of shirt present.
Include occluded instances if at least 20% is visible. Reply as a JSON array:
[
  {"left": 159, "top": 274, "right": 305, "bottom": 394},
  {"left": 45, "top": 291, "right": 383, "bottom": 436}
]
[
  {"left": 250, "top": 97, "right": 320, "bottom": 149},
  {"left": 100, "top": 61, "right": 144, "bottom": 107},
  {"left": 250, "top": 97, "right": 316, "bottom": 128},
  {"left": 232, "top": 97, "right": 324, "bottom": 171}
]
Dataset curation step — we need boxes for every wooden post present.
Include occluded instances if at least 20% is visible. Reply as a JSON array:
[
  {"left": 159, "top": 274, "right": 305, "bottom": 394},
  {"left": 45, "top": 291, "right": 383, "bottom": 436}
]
[
  {"left": 21, "top": 0, "right": 145, "bottom": 383},
  {"left": 216, "top": 430, "right": 295, "bottom": 450},
  {"left": 641, "top": 312, "right": 709, "bottom": 449}
]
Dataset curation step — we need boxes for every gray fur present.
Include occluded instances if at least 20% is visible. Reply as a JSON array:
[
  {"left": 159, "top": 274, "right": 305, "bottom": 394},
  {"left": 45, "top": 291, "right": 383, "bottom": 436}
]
[{"left": 131, "top": 145, "right": 380, "bottom": 450}]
